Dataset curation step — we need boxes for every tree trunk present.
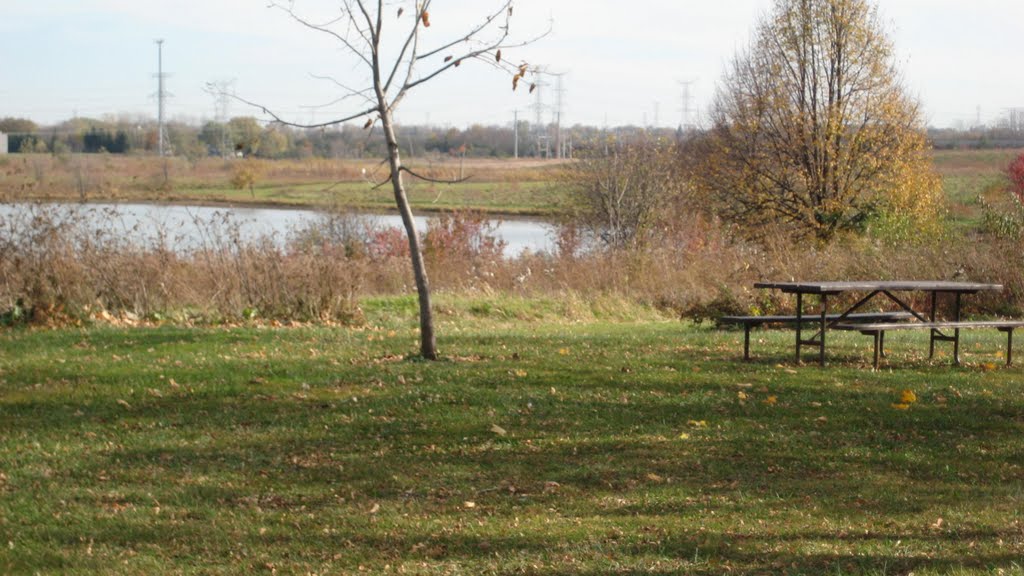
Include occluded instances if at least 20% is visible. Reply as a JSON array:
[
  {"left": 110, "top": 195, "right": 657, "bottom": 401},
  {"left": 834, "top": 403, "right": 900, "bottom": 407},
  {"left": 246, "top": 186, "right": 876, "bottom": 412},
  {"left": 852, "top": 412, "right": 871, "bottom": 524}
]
[{"left": 380, "top": 109, "right": 438, "bottom": 360}]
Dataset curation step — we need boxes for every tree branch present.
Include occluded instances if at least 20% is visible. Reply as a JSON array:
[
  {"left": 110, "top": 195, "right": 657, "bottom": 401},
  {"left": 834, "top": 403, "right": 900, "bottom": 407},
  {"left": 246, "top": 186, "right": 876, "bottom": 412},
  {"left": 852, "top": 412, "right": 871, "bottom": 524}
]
[
  {"left": 306, "top": 73, "right": 377, "bottom": 108},
  {"left": 383, "top": 0, "right": 426, "bottom": 95},
  {"left": 417, "top": 0, "right": 513, "bottom": 61},
  {"left": 401, "top": 166, "right": 471, "bottom": 185},
  {"left": 404, "top": 21, "right": 549, "bottom": 94},
  {"left": 224, "top": 91, "right": 376, "bottom": 130},
  {"left": 268, "top": 1, "right": 373, "bottom": 67}
]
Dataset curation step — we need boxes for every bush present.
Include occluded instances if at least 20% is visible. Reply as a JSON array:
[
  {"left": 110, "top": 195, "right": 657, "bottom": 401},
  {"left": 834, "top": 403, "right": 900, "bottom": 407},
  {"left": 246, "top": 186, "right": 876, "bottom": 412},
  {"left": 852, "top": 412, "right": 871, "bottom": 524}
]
[
  {"left": 560, "top": 138, "right": 688, "bottom": 251},
  {"left": 1009, "top": 152, "right": 1024, "bottom": 203}
]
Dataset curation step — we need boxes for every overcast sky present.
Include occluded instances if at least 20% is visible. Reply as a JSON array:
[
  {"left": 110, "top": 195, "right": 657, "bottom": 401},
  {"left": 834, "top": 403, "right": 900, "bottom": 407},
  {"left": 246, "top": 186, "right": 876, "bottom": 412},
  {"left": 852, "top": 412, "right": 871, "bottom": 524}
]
[{"left": 2, "top": 0, "right": 1021, "bottom": 129}]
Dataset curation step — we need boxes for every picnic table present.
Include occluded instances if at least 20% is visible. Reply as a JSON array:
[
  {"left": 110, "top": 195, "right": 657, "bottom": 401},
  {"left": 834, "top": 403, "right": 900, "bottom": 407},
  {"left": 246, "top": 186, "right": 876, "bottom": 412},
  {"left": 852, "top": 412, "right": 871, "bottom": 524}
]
[{"left": 751, "top": 280, "right": 1014, "bottom": 367}]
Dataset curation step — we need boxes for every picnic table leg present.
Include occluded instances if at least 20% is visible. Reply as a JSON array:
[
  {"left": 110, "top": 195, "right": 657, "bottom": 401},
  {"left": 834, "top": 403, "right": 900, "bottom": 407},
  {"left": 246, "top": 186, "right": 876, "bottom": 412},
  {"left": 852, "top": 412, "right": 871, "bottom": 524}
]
[
  {"left": 795, "top": 292, "right": 803, "bottom": 364},
  {"left": 873, "top": 331, "right": 881, "bottom": 369},
  {"left": 1008, "top": 329, "right": 1014, "bottom": 367},
  {"left": 819, "top": 294, "right": 827, "bottom": 367},
  {"left": 880, "top": 331, "right": 886, "bottom": 358},
  {"left": 743, "top": 324, "right": 751, "bottom": 361},
  {"left": 953, "top": 293, "right": 962, "bottom": 366},
  {"left": 928, "top": 291, "right": 937, "bottom": 359}
]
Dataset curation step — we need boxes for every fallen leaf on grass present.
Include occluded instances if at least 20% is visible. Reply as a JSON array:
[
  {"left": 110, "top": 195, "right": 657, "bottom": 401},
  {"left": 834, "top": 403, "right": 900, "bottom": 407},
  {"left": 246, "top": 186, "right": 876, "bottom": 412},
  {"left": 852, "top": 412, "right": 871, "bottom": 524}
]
[
  {"left": 899, "top": 389, "right": 917, "bottom": 404},
  {"left": 891, "top": 403, "right": 910, "bottom": 411},
  {"left": 116, "top": 399, "right": 132, "bottom": 409},
  {"left": 763, "top": 395, "right": 778, "bottom": 406},
  {"left": 687, "top": 420, "right": 708, "bottom": 428},
  {"left": 369, "top": 503, "right": 380, "bottom": 514},
  {"left": 490, "top": 424, "right": 507, "bottom": 437},
  {"left": 463, "top": 501, "right": 476, "bottom": 509}
]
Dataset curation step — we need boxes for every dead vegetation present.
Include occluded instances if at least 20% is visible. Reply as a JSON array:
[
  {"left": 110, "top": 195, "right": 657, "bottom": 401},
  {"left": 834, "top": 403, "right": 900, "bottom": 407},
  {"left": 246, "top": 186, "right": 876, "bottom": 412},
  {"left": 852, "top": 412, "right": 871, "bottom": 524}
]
[{"left": 0, "top": 201, "right": 1019, "bottom": 328}]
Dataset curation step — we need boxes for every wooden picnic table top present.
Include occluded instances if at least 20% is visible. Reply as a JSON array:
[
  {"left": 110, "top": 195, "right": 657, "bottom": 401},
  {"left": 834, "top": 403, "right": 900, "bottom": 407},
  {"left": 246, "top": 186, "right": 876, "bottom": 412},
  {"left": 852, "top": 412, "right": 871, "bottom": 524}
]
[{"left": 753, "top": 280, "right": 1003, "bottom": 295}]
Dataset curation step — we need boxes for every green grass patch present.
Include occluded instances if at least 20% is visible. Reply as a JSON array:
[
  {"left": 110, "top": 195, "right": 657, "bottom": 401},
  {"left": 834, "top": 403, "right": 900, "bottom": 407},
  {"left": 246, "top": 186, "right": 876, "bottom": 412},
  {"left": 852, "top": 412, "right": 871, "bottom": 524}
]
[
  {"left": 3, "top": 312, "right": 1024, "bottom": 574},
  {"left": 97, "top": 180, "right": 566, "bottom": 216},
  {"left": 258, "top": 180, "right": 563, "bottom": 215}
]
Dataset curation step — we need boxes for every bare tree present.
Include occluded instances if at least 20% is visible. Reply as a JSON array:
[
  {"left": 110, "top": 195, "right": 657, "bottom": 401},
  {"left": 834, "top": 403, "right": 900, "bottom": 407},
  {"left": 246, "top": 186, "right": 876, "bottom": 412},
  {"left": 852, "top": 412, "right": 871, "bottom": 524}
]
[
  {"left": 561, "top": 138, "right": 686, "bottom": 251},
  {"left": 694, "top": 0, "right": 942, "bottom": 241},
  {"left": 231, "top": 1, "right": 544, "bottom": 359}
]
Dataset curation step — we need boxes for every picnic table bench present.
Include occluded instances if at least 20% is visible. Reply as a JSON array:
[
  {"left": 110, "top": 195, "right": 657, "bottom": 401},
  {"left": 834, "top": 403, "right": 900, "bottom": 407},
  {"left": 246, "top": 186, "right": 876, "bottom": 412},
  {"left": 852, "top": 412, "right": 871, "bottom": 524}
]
[
  {"left": 747, "top": 280, "right": 1014, "bottom": 367},
  {"left": 720, "top": 311, "right": 914, "bottom": 361},
  {"left": 834, "top": 320, "right": 1024, "bottom": 368}
]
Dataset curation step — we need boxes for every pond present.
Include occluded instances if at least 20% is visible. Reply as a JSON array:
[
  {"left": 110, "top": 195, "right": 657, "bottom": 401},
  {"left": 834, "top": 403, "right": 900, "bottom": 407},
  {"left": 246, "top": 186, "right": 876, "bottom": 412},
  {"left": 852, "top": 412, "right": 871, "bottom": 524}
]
[{"left": 0, "top": 202, "right": 556, "bottom": 256}]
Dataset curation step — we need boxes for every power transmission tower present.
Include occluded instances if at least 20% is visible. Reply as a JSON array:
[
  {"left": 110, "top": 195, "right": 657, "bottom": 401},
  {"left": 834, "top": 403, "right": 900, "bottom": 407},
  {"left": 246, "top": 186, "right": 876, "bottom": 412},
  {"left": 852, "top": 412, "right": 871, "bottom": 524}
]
[
  {"left": 531, "top": 66, "right": 546, "bottom": 127},
  {"left": 531, "top": 66, "right": 548, "bottom": 158},
  {"left": 530, "top": 67, "right": 567, "bottom": 159},
  {"left": 153, "top": 39, "right": 172, "bottom": 156},
  {"left": 513, "top": 109, "right": 519, "bottom": 159},
  {"left": 209, "top": 79, "right": 235, "bottom": 158},
  {"left": 678, "top": 80, "right": 695, "bottom": 132},
  {"left": 1008, "top": 108, "right": 1024, "bottom": 133},
  {"left": 553, "top": 73, "right": 567, "bottom": 158}
]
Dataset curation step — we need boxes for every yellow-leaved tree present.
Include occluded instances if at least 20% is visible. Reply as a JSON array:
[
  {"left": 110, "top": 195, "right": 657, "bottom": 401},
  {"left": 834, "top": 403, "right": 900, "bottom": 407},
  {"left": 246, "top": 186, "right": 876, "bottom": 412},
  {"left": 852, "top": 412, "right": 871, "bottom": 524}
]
[{"left": 693, "top": 0, "right": 942, "bottom": 241}]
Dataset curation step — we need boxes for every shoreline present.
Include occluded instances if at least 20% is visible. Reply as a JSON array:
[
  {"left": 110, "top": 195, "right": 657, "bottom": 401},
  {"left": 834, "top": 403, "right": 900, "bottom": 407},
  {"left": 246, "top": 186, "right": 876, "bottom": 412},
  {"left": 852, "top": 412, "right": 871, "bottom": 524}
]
[{"left": 2, "top": 195, "right": 558, "bottom": 222}]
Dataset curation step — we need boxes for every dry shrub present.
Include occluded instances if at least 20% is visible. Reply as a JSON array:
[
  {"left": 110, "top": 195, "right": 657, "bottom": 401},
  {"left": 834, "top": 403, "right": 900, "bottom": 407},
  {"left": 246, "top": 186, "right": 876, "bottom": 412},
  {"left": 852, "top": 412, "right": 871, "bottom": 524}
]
[
  {"left": 3, "top": 201, "right": 1024, "bottom": 328},
  {"left": 423, "top": 211, "right": 506, "bottom": 289},
  {"left": 0, "top": 205, "right": 380, "bottom": 325},
  {"left": 498, "top": 213, "right": 1021, "bottom": 321}
]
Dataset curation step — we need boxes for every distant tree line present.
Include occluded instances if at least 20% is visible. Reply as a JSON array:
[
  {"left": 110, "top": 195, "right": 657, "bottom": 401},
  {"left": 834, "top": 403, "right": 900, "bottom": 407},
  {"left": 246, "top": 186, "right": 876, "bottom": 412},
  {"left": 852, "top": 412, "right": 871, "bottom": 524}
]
[
  {"left": 928, "top": 126, "right": 1024, "bottom": 150},
  {"left": 5, "top": 113, "right": 1022, "bottom": 160},
  {"left": 0, "top": 115, "right": 685, "bottom": 160}
]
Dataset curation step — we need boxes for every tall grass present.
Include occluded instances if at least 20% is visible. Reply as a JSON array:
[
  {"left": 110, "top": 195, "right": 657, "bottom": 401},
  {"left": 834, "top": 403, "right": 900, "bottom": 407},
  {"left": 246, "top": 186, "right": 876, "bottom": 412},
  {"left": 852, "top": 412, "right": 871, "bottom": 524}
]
[{"left": 1, "top": 201, "right": 1022, "bottom": 327}]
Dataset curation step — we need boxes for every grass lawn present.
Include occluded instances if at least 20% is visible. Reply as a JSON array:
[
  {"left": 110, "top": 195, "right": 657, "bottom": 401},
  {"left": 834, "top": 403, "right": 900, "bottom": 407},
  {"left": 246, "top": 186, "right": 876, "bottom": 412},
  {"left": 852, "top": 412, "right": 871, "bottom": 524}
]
[
  {"left": 3, "top": 304, "right": 1024, "bottom": 574},
  {"left": 0, "top": 155, "right": 568, "bottom": 216},
  {"left": 163, "top": 180, "right": 564, "bottom": 216}
]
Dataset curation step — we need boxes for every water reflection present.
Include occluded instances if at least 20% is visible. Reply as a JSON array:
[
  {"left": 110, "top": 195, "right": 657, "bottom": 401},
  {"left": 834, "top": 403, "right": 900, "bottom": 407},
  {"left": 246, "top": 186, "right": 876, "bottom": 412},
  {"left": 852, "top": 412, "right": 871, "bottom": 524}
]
[{"left": 0, "top": 202, "right": 555, "bottom": 256}]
